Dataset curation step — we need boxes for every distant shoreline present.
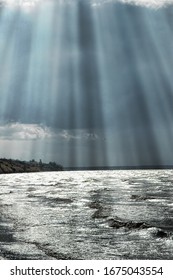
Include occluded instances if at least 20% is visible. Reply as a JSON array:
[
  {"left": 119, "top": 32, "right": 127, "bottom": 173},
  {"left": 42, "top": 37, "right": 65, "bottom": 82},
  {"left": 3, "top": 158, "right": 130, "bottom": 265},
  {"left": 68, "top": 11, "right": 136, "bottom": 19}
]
[
  {"left": 64, "top": 165, "right": 173, "bottom": 171},
  {"left": 1, "top": 158, "right": 172, "bottom": 174},
  {"left": 0, "top": 158, "right": 63, "bottom": 174}
]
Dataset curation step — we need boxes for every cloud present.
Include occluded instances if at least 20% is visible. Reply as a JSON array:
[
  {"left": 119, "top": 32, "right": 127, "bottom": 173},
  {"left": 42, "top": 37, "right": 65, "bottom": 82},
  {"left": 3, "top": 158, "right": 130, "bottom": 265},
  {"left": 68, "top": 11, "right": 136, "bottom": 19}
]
[
  {"left": 58, "top": 130, "right": 100, "bottom": 142},
  {"left": 0, "top": 123, "right": 55, "bottom": 140},
  {"left": 0, "top": 122, "right": 101, "bottom": 143},
  {"left": 92, "top": 0, "right": 173, "bottom": 8},
  {"left": 118, "top": 0, "right": 173, "bottom": 8},
  {"left": 1, "top": 0, "right": 173, "bottom": 8},
  {"left": 58, "top": 130, "right": 81, "bottom": 141}
]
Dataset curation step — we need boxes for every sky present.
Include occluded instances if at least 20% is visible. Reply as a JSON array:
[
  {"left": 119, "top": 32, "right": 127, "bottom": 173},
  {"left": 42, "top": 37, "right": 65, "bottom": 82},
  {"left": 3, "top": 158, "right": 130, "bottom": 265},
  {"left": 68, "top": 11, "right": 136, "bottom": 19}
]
[{"left": 0, "top": 0, "right": 173, "bottom": 168}]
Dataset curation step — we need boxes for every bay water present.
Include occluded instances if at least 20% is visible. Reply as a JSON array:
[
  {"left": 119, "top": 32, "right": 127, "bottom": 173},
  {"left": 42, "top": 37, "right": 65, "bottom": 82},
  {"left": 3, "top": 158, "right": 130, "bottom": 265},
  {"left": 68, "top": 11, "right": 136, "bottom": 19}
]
[{"left": 0, "top": 170, "right": 173, "bottom": 259}]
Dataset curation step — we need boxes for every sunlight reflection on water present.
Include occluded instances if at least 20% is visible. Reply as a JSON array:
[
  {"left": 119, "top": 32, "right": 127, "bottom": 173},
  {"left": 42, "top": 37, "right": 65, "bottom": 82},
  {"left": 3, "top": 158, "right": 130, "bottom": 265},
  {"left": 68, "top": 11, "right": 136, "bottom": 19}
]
[{"left": 0, "top": 169, "right": 173, "bottom": 259}]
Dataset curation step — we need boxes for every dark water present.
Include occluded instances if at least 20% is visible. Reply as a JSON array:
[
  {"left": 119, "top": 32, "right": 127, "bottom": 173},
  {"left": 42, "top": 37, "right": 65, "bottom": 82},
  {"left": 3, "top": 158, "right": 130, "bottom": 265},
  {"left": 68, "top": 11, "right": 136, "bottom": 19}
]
[{"left": 0, "top": 170, "right": 173, "bottom": 260}]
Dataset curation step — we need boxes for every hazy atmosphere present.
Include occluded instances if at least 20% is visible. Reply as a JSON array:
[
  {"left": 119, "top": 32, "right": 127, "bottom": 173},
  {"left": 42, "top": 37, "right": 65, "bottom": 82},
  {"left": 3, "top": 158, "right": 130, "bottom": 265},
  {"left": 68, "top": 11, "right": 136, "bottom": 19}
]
[{"left": 0, "top": 0, "right": 173, "bottom": 168}]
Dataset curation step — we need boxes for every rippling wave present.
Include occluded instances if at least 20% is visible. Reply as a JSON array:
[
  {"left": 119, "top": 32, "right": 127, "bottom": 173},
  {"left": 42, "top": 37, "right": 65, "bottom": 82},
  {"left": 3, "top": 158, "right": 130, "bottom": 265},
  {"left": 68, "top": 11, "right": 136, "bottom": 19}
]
[{"left": 0, "top": 170, "right": 173, "bottom": 259}]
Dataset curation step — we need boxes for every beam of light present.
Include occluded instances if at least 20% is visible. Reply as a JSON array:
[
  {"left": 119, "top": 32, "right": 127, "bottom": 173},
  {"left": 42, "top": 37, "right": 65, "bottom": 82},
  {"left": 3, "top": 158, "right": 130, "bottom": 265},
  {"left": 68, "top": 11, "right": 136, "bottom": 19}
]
[
  {"left": 89, "top": 2, "right": 173, "bottom": 166},
  {"left": 24, "top": 1, "right": 56, "bottom": 124},
  {"left": 74, "top": 1, "right": 108, "bottom": 167},
  {"left": 91, "top": 3, "right": 141, "bottom": 166},
  {"left": 0, "top": 0, "right": 173, "bottom": 167},
  {"left": 118, "top": 4, "right": 173, "bottom": 166},
  {"left": 0, "top": 6, "right": 24, "bottom": 121}
]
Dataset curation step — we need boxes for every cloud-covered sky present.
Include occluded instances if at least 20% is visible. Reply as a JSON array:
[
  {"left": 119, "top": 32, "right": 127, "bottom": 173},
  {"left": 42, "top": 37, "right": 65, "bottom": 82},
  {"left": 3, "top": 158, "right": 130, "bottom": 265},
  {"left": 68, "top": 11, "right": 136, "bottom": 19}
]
[
  {"left": 0, "top": 0, "right": 173, "bottom": 167},
  {"left": 1, "top": 0, "right": 173, "bottom": 8}
]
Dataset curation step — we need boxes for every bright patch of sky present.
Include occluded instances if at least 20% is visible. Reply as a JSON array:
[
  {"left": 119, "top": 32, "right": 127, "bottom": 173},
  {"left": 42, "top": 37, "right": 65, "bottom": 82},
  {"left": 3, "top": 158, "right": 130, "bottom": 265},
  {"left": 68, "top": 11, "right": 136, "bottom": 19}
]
[{"left": 0, "top": 123, "right": 54, "bottom": 140}]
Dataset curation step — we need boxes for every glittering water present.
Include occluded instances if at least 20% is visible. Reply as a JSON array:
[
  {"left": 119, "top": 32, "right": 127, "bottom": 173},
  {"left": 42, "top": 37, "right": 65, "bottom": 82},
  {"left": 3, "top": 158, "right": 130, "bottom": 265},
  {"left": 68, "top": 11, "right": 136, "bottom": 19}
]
[{"left": 0, "top": 170, "right": 173, "bottom": 259}]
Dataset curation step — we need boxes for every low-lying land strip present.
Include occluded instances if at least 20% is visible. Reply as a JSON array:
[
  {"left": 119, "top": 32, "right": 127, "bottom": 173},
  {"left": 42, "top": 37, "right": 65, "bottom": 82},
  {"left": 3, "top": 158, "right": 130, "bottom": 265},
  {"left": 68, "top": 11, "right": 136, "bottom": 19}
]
[{"left": 0, "top": 158, "right": 63, "bottom": 174}]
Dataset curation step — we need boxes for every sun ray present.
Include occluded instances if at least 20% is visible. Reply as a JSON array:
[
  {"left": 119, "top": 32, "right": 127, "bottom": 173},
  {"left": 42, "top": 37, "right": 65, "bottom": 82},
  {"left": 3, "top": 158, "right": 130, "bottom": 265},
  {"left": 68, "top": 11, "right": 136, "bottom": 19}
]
[{"left": 0, "top": 0, "right": 173, "bottom": 167}]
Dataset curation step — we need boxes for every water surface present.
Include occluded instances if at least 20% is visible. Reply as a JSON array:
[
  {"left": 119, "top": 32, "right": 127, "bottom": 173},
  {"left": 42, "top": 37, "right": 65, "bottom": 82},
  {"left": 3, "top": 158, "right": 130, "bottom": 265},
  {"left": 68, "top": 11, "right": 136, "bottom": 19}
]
[{"left": 0, "top": 170, "right": 173, "bottom": 259}]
